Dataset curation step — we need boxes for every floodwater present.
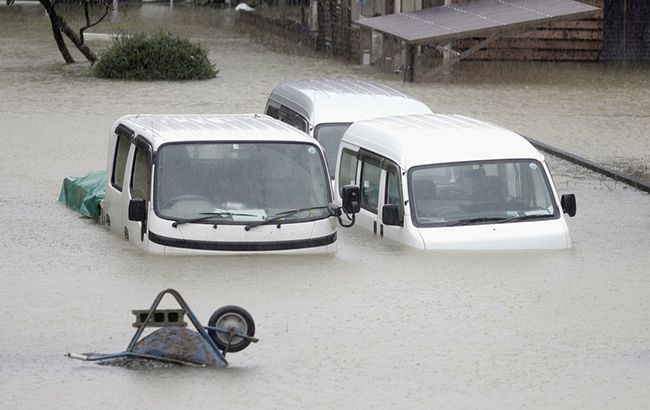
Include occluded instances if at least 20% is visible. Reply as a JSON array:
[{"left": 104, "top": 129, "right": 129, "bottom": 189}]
[{"left": 1, "top": 3, "right": 649, "bottom": 409}]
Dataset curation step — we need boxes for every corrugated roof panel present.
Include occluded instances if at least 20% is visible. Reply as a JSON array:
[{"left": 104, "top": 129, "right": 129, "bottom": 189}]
[{"left": 356, "top": 0, "right": 600, "bottom": 44}]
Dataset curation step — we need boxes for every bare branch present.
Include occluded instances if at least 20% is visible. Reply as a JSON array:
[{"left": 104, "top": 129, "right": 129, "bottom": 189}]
[
  {"left": 84, "top": 0, "right": 91, "bottom": 27},
  {"left": 61, "top": 18, "right": 98, "bottom": 63},
  {"left": 79, "top": 0, "right": 111, "bottom": 43},
  {"left": 36, "top": 0, "right": 75, "bottom": 63},
  {"left": 36, "top": 0, "right": 108, "bottom": 64}
]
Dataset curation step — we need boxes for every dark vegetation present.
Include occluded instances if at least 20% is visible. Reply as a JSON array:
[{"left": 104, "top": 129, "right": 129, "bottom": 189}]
[{"left": 93, "top": 31, "right": 218, "bottom": 81}]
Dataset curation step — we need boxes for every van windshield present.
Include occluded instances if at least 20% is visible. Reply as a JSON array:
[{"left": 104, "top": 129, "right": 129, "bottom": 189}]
[
  {"left": 314, "top": 123, "right": 351, "bottom": 177},
  {"left": 409, "top": 159, "right": 558, "bottom": 227},
  {"left": 155, "top": 142, "right": 331, "bottom": 224}
]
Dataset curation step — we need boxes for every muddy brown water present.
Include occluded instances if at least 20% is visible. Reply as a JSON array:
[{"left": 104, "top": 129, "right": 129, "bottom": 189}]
[{"left": 1, "top": 3, "right": 649, "bottom": 409}]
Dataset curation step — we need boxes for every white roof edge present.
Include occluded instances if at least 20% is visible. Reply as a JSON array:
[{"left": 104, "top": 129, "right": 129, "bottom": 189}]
[
  {"left": 341, "top": 114, "right": 545, "bottom": 169},
  {"left": 113, "top": 114, "right": 318, "bottom": 150},
  {"left": 267, "top": 79, "right": 432, "bottom": 125}
]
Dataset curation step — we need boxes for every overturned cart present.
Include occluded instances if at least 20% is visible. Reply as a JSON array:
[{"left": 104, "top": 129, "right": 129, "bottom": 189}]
[{"left": 67, "top": 289, "right": 258, "bottom": 367}]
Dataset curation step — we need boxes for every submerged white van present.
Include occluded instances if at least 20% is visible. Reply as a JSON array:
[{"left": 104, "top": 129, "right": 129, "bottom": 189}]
[
  {"left": 265, "top": 79, "right": 433, "bottom": 176},
  {"left": 334, "top": 114, "right": 577, "bottom": 250},
  {"left": 101, "top": 114, "right": 358, "bottom": 255}
]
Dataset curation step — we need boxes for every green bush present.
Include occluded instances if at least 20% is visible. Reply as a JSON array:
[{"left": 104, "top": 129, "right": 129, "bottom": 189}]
[{"left": 93, "top": 31, "right": 218, "bottom": 81}]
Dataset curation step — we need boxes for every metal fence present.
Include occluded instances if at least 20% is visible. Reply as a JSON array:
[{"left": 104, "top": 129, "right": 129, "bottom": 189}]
[
  {"left": 238, "top": 11, "right": 316, "bottom": 49},
  {"left": 239, "top": 10, "right": 366, "bottom": 63}
]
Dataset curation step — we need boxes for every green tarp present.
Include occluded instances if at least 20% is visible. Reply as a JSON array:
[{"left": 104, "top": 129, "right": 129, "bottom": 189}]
[{"left": 58, "top": 171, "right": 107, "bottom": 218}]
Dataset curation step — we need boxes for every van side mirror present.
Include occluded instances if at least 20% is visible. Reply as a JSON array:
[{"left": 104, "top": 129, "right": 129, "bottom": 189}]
[
  {"left": 128, "top": 198, "right": 147, "bottom": 222},
  {"left": 561, "top": 194, "right": 576, "bottom": 217},
  {"left": 382, "top": 204, "right": 402, "bottom": 226},
  {"left": 341, "top": 185, "right": 360, "bottom": 214}
]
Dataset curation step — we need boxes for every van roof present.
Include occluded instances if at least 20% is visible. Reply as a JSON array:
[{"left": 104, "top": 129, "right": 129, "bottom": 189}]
[
  {"left": 342, "top": 114, "right": 545, "bottom": 169},
  {"left": 115, "top": 114, "right": 317, "bottom": 150},
  {"left": 267, "top": 79, "right": 433, "bottom": 126}
]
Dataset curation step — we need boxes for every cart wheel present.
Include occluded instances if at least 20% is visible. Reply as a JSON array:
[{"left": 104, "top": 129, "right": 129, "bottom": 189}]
[{"left": 207, "top": 305, "right": 255, "bottom": 353}]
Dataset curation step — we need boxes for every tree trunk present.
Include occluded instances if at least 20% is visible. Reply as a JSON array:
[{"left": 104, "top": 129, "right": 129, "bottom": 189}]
[
  {"left": 60, "top": 19, "right": 98, "bottom": 64},
  {"left": 40, "top": 0, "right": 75, "bottom": 63},
  {"left": 38, "top": 0, "right": 98, "bottom": 64}
]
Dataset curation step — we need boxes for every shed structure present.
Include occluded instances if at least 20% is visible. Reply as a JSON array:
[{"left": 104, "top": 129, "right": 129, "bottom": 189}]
[{"left": 355, "top": 0, "right": 601, "bottom": 81}]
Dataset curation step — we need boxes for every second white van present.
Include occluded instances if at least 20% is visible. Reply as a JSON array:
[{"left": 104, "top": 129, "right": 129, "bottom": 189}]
[
  {"left": 265, "top": 79, "right": 433, "bottom": 176},
  {"left": 334, "top": 114, "right": 577, "bottom": 250}
]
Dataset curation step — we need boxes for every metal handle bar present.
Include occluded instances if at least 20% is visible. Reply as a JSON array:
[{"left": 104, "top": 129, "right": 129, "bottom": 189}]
[
  {"left": 66, "top": 352, "right": 205, "bottom": 366},
  {"left": 203, "top": 326, "right": 259, "bottom": 343}
]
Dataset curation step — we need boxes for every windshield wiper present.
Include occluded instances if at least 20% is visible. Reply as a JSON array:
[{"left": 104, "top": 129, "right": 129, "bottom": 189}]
[
  {"left": 447, "top": 214, "right": 552, "bottom": 227},
  {"left": 244, "top": 205, "right": 332, "bottom": 231},
  {"left": 172, "top": 211, "right": 259, "bottom": 227},
  {"left": 494, "top": 214, "right": 553, "bottom": 223},
  {"left": 447, "top": 217, "right": 509, "bottom": 226}
]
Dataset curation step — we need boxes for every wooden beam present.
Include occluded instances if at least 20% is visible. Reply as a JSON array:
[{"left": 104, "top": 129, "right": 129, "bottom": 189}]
[
  {"left": 456, "top": 38, "right": 603, "bottom": 50},
  {"left": 463, "top": 48, "right": 600, "bottom": 60}
]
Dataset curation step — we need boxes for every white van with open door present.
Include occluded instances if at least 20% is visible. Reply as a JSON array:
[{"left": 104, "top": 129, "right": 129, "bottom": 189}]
[
  {"left": 100, "top": 114, "right": 358, "bottom": 255},
  {"left": 334, "top": 114, "right": 576, "bottom": 250},
  {"left": 265, "top": 79, "right": 433, "bottom": 177}
]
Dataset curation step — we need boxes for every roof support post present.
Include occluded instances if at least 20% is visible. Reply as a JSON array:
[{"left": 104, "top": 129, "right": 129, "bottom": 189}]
[
  {"left": 360, "top": 28, "right": 372, "bottom": 65},
  {"left": 404, "top": 43, "right": 416, "bottom": 82},
  {"left": 308, "top": 0, "right": 318, "bottom": 32},
  {"left": 441, "top": 0, "right": 452, "bottom": 74},
  {"left": 382, "top": 34, "right": 397, "bottom": 73}
]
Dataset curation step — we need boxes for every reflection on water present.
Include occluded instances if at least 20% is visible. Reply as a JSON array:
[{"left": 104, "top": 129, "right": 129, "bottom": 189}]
[{"left": 1, "top": 3, "right": 649, "bottom": 409}]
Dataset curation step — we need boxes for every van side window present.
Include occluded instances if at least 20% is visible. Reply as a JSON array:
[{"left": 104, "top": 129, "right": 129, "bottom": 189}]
[
  {"left": 111, "top": 133, "right": 131, "bottom": 191},
  {"left": 385, "top": 163, "right": 404, "bottom": 225},
  {"left": 278, "top": 106, "right": 309, "bottom": 133},
  {"left": 294, "top": 116, "right": 309, "bottom": 133},
  {"left": 315, "top": 123, "right": 351, "bottom": 176},
  {"left": 360, "top": 161, "right": 381, "bottom": 214},
  {"left": 385, "top": 164, "right": 402, "bottom": 208},
  {"left": 338, "top": 149, "right": 358, "bottom": 197},
  {"left": 265, "top": 104, "right": 279, "bottom": 119},
  {"left": 131, "top": 145, "right": 151, "bottom": 201}
]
